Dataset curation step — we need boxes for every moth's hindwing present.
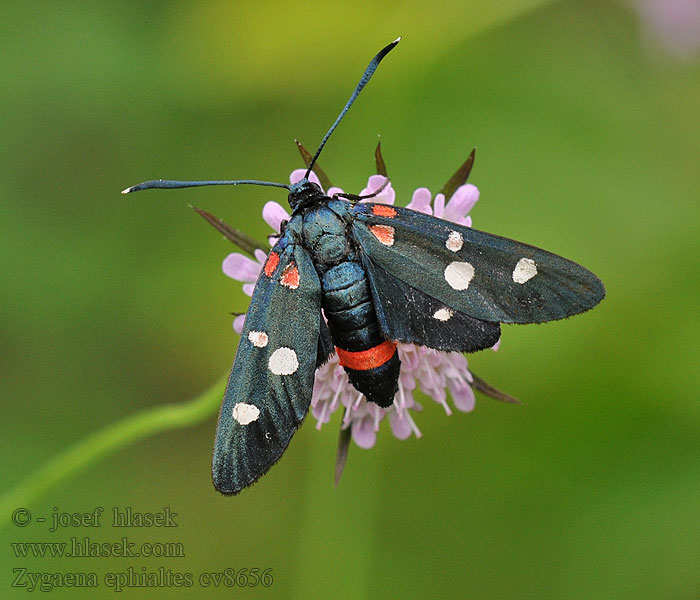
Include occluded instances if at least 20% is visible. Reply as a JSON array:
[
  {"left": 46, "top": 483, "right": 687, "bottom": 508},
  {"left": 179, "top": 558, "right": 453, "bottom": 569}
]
[
  {"left": 353, "top": 202, "right": 605, "bottom": 324},
  {"left": 360, "top": 252, "right": 501, "bottom": 352},
  {"left": 212, "top": 235, "right": 322, "bottom": 495}
]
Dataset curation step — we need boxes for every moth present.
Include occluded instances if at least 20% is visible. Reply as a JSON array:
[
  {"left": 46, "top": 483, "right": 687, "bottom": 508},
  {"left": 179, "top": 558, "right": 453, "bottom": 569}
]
[{"left": 124, "top": 38, "right": 605, "bottom": 494}]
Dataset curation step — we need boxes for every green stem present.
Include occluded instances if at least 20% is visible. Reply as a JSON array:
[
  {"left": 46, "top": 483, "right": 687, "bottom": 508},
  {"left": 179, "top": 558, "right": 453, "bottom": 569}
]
[{"left": 0, "top": 374, "right": 227, "bottom": 528}]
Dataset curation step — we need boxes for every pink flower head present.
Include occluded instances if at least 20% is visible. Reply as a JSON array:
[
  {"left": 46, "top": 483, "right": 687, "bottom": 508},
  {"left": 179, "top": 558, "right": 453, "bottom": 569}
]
[
  {"left": 627, "top": 0, "right": 700, "bottom": 59},
  {"left": 222, "top": 172, "right": 495, "bottom": 447}
]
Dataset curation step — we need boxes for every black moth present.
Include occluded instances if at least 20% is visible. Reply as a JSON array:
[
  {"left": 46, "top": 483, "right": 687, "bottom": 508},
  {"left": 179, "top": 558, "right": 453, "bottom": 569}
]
[{"left": 124, "top": 38, "right": 605, "bottom": 494}]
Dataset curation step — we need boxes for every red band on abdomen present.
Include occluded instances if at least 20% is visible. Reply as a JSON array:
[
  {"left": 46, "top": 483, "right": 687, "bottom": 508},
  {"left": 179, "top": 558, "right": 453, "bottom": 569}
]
[{"left": 336, "top": 340, "right": 397, "bottom": 371}]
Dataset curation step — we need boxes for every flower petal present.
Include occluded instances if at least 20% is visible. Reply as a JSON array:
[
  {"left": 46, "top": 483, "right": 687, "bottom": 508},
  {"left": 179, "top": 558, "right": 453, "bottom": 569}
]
[
  {"left": 326, "top": 186, "right": 345, "bottom": 197},
  {"left": 311, "top": 399, "right": 332, "bottom": 426},
  {"left": 352, "top": 416, "right": 377, "bottom": 449},
  {"left": 389, "top": 409, "right": 414, "bottom": 439},
  {"left": 233, "top": 313, "right": 245, "bottom": 334},
  {"left": 360, "top": 175, "right": 395, "bottom": 205},
  {"left": 432, "top": 193, "right": 446, "bottom": 218},
  {"left": 222, "top": 252, "right": 262, "bottom": 282},
  {"left": 290, "top": 169, "right": 322, "bottom": 189},
  {"left": 449, "top": 379, "right": 476, "bottom": 412},
  {"left": 399, "top": 372, "right": 417, "bottom": 391},
  {"left": 443, "top": 183, "right": 479, "bottom": 225},
  {"left": 262, "top": 201, "right": 290, "bottom": 233},
  {"left": 406, "top": 187, "right": 433, "bottom": 214}
]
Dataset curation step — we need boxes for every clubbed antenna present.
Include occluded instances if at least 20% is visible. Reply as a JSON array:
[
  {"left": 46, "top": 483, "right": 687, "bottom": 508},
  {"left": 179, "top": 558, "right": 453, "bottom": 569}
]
[
  {"left": 122, "top": 179, "right": 289, "bottom": 195},
  {"left": 122, "top": 38, "right": 401, "bottom": 197},
  {"left": 304, "top": 37, "right": 401, "bottom": 179}
]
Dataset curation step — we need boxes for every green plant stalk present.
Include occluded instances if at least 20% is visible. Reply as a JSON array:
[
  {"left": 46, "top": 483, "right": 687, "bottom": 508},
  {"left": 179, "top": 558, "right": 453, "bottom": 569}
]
[{"left": 0, "top": 374, "right": 227, "bottom": 529}]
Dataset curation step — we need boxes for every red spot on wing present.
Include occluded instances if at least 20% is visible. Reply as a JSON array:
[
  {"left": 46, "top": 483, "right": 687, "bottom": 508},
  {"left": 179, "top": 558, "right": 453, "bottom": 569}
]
[
  {"left": 372, "top": 204, "right": 397, "bottom": 218},
  {"left": 280, "top": 263, "right": 300, "bottom": 289},
  {"left": 264, "top": 251, "right": 280, "bottom": 277},
  {"left": 369, "top": 224, "right": 395, "bottom": 246},
  {"left": 336, "top": 340, "right": 397, "bottom": 371}
]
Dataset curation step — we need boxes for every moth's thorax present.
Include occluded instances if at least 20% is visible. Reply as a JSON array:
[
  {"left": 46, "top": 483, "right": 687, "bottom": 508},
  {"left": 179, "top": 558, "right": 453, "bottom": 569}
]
[{"left": 300, "top": 203, "right": 354, "bottom": 271}]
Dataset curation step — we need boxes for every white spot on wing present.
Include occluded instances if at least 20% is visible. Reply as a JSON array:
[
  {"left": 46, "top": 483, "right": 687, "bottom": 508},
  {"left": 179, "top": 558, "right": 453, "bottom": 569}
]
[
  {"left": 512, "top": 257, "right": 537, "bottom": 284},
  {"left": 232, "top": 402, "right": 260, "bottom": 425},
  {"left": 433, "top": 307, "right": 454, "bottom": 321},
  {"left": 248, "top": 331, "right": 269, "bottom": 348},
  {"left": 446, "top": 230, "right": 463, "bottom": 252},
  {"left": 444, "top": 261, "right": 475, "bottom": 291},
  {"left": 268, "top": 347, "right": 299, "bottom": 375}
]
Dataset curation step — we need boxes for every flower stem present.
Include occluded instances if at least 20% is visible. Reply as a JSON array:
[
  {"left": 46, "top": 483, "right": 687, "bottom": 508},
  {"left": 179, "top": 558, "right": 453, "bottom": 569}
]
[{"left": 0, "top": 374, "right": 227, "bottom": 529}]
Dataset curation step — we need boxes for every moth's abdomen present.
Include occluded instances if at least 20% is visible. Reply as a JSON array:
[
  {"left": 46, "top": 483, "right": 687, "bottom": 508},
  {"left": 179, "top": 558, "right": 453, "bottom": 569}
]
[{"left": 321, "top": 261, "right": 400, "bottom": 407}]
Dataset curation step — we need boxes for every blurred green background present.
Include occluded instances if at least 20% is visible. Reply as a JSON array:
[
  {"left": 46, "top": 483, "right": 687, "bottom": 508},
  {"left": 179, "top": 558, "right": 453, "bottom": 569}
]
[{"left": 2, "top": 0, "right": 698, "bottom": 598}]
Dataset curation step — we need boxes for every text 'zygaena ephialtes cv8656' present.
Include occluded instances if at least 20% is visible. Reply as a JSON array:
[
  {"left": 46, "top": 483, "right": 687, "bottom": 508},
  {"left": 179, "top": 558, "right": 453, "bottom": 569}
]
[{"left": 123, "top": 38, "right": 605, "bottom": 495}]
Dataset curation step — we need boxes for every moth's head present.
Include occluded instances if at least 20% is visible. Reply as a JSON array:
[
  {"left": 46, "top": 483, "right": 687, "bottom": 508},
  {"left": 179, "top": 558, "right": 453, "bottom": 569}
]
[{"left": 288, "top": 178, "right": 324, "bottom": 211}]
